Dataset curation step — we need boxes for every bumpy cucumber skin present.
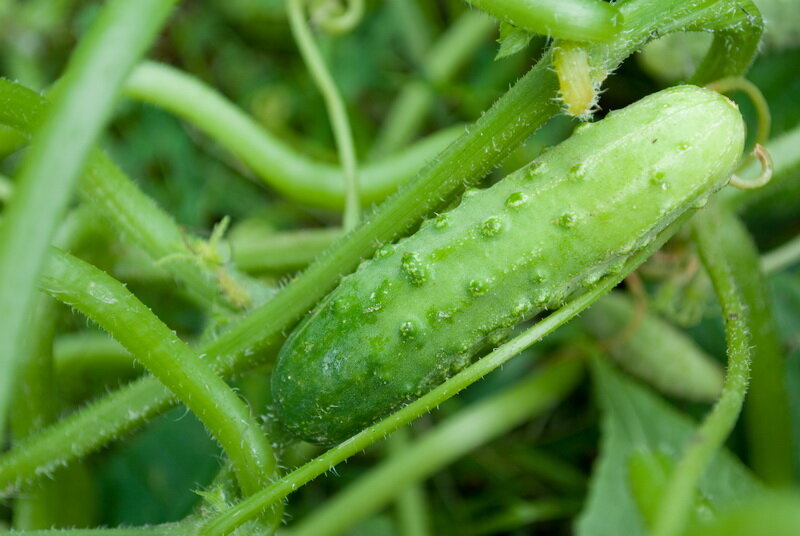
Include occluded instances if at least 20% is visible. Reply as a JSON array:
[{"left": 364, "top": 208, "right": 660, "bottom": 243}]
[{"left": 272, "top": 86, "right": 744, "bottom": 445}]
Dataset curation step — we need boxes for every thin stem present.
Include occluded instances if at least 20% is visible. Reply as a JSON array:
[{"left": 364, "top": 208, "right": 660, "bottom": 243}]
[
  {"left": 123, "top": 61, "right": 460, "bottom": 210},
  {"left": 464, "top": 0, "right": 622, "bottom": 41},
  {"left": 40, "top": 249, "right": 278, "bottom": 499},
  {"left": 199, "top": 216, "right": 687, "bottom": 536},
  {"left": 650, "top": 206, "right": 757, "bottom": 536},
  {"left": 371, "top": 11, "right": 496, "bottom": 158},
  {"left": 287, "top": 0, "right": 360, "bottom": 230},
  {"left": 0, "top": 0, "right": 763, "bottom": 493},
  {"left": 290, "top": 357, "right": 583, "bottom": 536},
  {"left": 0, "top": 0, "right": 177, "bottom": 447}
]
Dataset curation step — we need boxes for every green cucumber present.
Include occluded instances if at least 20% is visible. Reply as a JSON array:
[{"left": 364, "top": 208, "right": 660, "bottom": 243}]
[
  {"left": 272, "top": 86, "right": 745, "bottom": 445},
  {"left": 581, "top": 292, "right": 724, "bottom": 402}
]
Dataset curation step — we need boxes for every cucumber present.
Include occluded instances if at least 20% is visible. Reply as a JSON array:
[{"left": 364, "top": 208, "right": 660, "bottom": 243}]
[
  {"left": 272, "top": 86, "right": 745, "bottom": 445},
  {"left": 581, "top": 292, "right": 724, "bottom": 402}
]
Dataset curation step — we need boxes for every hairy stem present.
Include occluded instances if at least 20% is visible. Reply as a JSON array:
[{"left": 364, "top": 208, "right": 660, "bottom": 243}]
[
  {"left": 0, "top": 0, "right": 178, "bottom": 442},
  {"left": 40, "top": 249, "right": 278, "bottom": 499},
  {"left": 651, "top": 205, "right": 758, "bottom": 536}
]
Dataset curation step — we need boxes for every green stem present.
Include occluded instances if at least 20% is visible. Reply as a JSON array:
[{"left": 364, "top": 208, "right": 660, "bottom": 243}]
[
  {"left": 198, "top": 216, "right": 687, "bottom": 536},
  {"left": 464, "top": 0, "right": 622, "bottom": 41},
  {"left": 230, "top": 227, "right": 342, "bottom": 273},
  {"left": 370, "top": 11, "right": 496, "bottom": 158},
  {"left": 650, "top": 206, "right": 757, "bottom": 536},
  {"left": 387, "top": 0, "right": 431, "bottom": 67},
  {"left": 0, "top": 79, "right": 255, "bottom": 312},
  {"left": 287, "top": 0, "right": 360, "bottom": 230},
  {"left": 40, "top": 249, "right": 277, "bottom": 499},
  {"left": 10, "top": 296, "right": 61, "bottom": 530},
  {"left": 290, "top": 357, "right": 582, "bottom": 536},
  {"left": 0, "top": 0, "right": 177, "bottom": 440},
  {"left": 0, "top": 0, "right": 763, "bottom": 493},
  {"left": 719, "top": 211, "right": 793, "bottom": 486},
  {"left": 389, "top": 428, "right": 431, "bottom": 536},
  {"left": 123, "top": 61, "right": 460, "bottom": 210},
  {"left": 468, "top": 499, "right": 581, "bottom": 536}
]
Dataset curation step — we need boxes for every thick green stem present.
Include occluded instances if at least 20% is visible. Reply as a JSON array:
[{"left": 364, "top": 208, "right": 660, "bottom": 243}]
[
  {"left": 0, "top": 0, "right": 763, "bottom": 493},
  {"left": 289, "top": 357, "right": 582, "bottom": 536},
  {"left": 40, "top": 249, "right": 277, "bottom": 499},
  {"left": 650, "top": 206, "right": 758, "bottom": 536},
  {"left": 287, "top": 0, "right": 360, "bottom": 229},
  {"left": 0, "top": 0, "right": 177, "bottom": 444},
  {"left": 464, "top": 0, "right": 622, "bottom": 41}
]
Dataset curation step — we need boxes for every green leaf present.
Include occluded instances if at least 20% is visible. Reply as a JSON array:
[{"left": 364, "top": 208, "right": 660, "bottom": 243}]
[
  {"left": 495, "top": 22, "right": 533, "bottom": 60},
  {"left": 575, "top": 360, "right": 761, "bottom": 536}
]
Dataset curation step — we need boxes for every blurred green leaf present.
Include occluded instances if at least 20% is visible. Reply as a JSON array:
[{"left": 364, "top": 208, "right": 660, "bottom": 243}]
[{"left": 575, "top": 361, "right": 761, "bottom": 536}]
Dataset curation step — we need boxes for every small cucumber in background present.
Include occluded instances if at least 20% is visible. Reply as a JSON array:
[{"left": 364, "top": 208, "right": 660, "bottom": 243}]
[
  {"left": 581, "top": 292, "right": 724, "bottom": 402},
  {"left": 273, "top": 86, "right": 745, "bottom": 445}
]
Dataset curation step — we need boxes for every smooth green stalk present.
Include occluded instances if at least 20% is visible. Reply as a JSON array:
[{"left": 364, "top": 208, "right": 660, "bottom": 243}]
[
  {"left": 199, "top": 217, "right": 687, "bottom": 536},
  {"left": 123, "top": 61, "right": 460, "bottom": 210},
  {"left": 388, "top": 0, "right": 431, "bottom": 66},
  {"left": 389, "top": 428, "right": 430, "bottom": 536},
  {"left": 287, "top": 0, "right": 360, "bottom": 230},
  {"left": 0, "top": 172, "right": 12, "bottom": 202},
  {"left": 10, "top": 297, "right": 61, "bottom": 530},
  {"left": 371, "top": 11, "right": 496, "bottom": 158},
  {"left": 231, "top": 227, "right": 342, "bottom": 273},
  {"left": 0, "top": 0, "right": 177, "bottom": 440},
  {"left": 40, "top": 249, "right": 277, "bottom": 499},
  {"left": 465, "top": 0, "right": 621, "bottom": 41},
  {"left": 763, "top": 233, "right": 800, "bottom": 273},
  {"left": 0, "top": 79, "right": 254, "bottom": 312},
  {"left": 650, "top": 206, "right": 756, "bottom": 536},
  {"left": 0, "top": 0, "right": 763, "bottom": 492},
  {"left": 290, "top": 357, "right": 582, "bottom": 536}
]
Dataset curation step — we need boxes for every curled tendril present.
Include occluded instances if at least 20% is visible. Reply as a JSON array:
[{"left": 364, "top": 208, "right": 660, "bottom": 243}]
[
  {"left": 706, "top": 76, "right": 771, "bottom": 147},
  {"left": 310, "top": 0, "right": 364, "bottom": 35},
  {"left": 705, "top": 77, "right": 773, "bottom": 190},
  {"left": 730, "top": 143, "right": 773, "bottom": 190}
]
